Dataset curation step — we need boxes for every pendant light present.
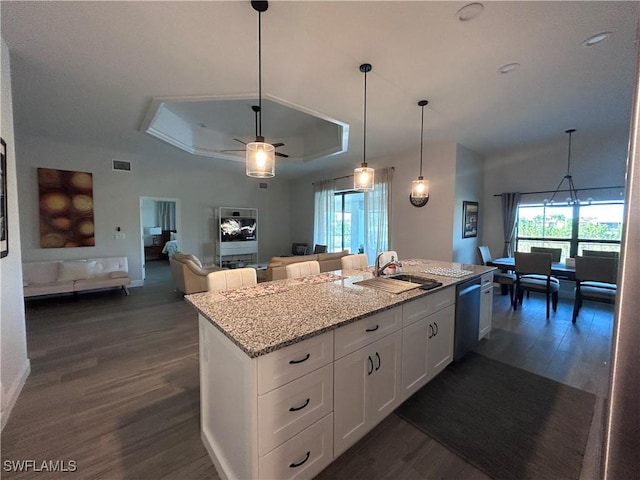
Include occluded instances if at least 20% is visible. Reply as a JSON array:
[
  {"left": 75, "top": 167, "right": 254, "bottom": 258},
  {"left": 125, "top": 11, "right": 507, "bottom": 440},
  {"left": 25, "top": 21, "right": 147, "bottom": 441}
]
[
  {"left": 410, "top": 100, "right": 430, "bottom": 207},
  {"left": 246, "top": 1, "right": 275, "bottom": 178},
  {"left": 354, "top": 63, "right": 374, "bottom": 191},
  {"left": 545, "top": 129, "right": 582, "bottom": 205}
]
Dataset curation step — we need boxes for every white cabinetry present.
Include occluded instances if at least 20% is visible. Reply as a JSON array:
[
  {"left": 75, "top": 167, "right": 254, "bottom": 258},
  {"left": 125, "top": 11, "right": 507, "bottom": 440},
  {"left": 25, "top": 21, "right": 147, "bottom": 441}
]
[
  {"left": 401, "top": 287, "right": 455, "bottom": 400},
  {"left": 215, "top": 206, "right": 258, "bottom": 268},
  {"left": 333, "top": 307, "right": 402, "bottom": 456},
  {"left": 479, "top": 272, "right": 494, "bottom": 340},
  {"left": 199, "top": 318, "right": 334, "bottom": 480}
]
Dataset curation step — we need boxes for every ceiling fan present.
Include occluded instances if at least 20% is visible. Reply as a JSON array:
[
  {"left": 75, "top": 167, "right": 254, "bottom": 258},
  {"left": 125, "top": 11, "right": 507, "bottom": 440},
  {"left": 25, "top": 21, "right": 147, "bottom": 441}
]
[{"left": 221, "top": 105, "right": 289, "bottom": 158}]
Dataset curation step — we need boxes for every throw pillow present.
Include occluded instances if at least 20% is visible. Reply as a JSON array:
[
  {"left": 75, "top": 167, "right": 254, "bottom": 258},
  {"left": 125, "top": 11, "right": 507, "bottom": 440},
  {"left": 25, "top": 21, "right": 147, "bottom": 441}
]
[{"left": 57, "top": 260, "right": 95, "bottom": 282}]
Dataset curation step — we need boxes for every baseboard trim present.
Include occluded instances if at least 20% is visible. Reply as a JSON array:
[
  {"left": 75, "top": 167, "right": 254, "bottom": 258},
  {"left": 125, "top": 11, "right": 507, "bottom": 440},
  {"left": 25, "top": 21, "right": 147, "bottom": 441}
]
[{"left": 1, "top": 359, "right": 31, "bottom": 431}]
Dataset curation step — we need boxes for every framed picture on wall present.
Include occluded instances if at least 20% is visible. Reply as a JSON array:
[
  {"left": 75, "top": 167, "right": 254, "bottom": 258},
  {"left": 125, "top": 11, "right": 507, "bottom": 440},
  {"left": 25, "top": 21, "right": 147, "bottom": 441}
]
[
  {"left": 462, "top": 201, "right": 478, "bottom": 239},
  {"left": 1, "top": 138, "right": 8, "bottom": 258}
]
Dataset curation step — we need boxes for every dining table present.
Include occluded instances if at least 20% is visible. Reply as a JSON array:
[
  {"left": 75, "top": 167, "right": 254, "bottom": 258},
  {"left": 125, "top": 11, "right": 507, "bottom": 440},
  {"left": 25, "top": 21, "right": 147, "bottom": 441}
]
[{"left": 488, "top": 257, "right": 576, "bottom": 280}]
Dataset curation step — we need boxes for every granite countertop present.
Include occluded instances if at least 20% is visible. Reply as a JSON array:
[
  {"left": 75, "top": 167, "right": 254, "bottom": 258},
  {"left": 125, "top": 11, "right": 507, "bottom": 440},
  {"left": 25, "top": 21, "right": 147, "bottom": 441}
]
[{"left": 185, "top": 259, "right": 495, "bottom": 358}]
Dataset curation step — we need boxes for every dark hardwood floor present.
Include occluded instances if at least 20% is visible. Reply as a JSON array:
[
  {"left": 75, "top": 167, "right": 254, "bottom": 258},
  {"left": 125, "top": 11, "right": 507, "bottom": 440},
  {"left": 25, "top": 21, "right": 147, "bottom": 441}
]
[{"left": 1, "top": 262, "right": 613, "bottom": 479}]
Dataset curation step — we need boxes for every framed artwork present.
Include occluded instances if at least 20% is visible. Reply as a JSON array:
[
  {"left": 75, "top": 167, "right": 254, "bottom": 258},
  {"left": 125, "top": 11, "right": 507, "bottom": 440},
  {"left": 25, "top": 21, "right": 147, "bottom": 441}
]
[
  {"left": 462, "top": 201, "right": 478, "bottom": 238},
  {"left": 38, "top": 168, "right": 95, "bottom": 248},
  {"left": 1, "top": 138, "right": 7, "bottom": 258}
]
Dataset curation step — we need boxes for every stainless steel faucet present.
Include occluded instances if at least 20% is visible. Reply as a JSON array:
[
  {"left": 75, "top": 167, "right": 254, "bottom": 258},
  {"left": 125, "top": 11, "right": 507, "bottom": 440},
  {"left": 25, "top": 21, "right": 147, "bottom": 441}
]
[{"left": 375, "top": 253, "right": 400, "bottom": 277}]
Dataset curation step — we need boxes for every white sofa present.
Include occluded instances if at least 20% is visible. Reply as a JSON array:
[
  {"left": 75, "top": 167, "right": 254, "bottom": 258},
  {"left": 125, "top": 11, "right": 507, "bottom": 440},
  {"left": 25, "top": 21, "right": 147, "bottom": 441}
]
[{"left": 22, "top": 257, "right": 131, "bottom": 298}]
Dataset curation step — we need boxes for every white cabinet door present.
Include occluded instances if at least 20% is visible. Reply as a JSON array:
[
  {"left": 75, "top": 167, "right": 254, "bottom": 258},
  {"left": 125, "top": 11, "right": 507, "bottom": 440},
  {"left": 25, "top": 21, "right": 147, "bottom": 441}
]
[
  {"left": 333, "top": 330, "right": 402, "bottom": 456},
  {"left": 479, "top": 284, "right": 493, "bottom": 340},
  {"left": 333, "top": 344, "right": 368, "bottom": 456},
  {"left": 401, "top": 318, "right": 429, "bottom": 400},
  {"left": 366, "top": 330, "right": 402, "bottom": 427},
  {"left": 426, "top": 304, "right": 455, "bottom": 382}
]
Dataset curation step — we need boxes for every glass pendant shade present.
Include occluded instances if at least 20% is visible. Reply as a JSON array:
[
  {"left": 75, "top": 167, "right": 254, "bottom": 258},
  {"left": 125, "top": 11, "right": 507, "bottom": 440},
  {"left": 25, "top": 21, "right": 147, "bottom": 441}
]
[
  {"left": 411, "top": 176, "right": 429, "bottom": 198},
  {"left": 246, "top": 141, "right": 275, "bottom": 178},
  {"left": 354, "top": 163, "right": 375, "bottom": 191}
]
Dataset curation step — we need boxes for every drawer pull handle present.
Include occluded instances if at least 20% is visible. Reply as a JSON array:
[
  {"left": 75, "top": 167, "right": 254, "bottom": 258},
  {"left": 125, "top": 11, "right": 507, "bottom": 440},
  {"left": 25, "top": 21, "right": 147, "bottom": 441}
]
[
  {"left": 375, "top": 352, "right": 381, "bottom": 371},
  {"left": 365, "top": 325, "right": 379, "bottom": 332},
  {"left": 289, "top": 451, "right": 310, "bottom": 468},
  {"left": 289, "top": 398, "right": 310, "bottom": 412},
  {"left": 428, "top": 323, "right": 433, "bottom": 339},
  {"left": 289, "top": 353, "right": 310, "bottom": 365},
  {"left": 433, "top": 321, "right": 439, "bottom": 336},
  {"left": 368, "top": 356, "right": 374, "bottom": 375}
]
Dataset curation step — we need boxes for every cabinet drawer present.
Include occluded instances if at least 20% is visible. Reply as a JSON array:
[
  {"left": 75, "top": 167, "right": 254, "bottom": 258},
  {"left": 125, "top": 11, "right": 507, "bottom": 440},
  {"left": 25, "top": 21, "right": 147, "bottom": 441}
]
[
  {"left": 259, "top": 414, "right": 333, "bottom": 480},
  {"left": 481, "top": 272, "right": 494, "bottom": 288},
  {"left": 334, "top": 307, "right": 401, "bottom": 359},
  {"left": 258, "top": 331, "right": 334, "bottom": 395},
  {"left": 402, "top": 286, "right": 455, "bottom": 326},
  {"left": 258, "top": 364, "right": 333, "bottom": 456}
]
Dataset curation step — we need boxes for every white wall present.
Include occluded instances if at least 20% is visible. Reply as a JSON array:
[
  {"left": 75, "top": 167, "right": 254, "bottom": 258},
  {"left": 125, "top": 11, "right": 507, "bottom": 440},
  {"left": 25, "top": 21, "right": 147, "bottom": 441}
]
[
  {"left": 481, "top": 128, "right": 629, "bottom": 258},
  {"left": 16, "top": 136, "right": 293, "bottom": 281},
  {"left": 0, "top": 37, "right": 30, "bottom": 431}
]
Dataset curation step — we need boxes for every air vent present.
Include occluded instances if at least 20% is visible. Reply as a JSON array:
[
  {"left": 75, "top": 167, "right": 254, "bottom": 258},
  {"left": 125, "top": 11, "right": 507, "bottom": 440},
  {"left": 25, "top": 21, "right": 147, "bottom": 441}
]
[
  {"left": 112, "top": 159, "right": 131, "bottom": 172},
  {"left": 259, "top": 182, "right": 268, "bottom": 189}
]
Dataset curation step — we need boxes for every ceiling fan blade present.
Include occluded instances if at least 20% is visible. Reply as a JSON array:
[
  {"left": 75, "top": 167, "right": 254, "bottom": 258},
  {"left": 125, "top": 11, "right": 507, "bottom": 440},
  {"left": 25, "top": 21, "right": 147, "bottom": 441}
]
[
  {"left": 233, "top": 138, "right": 247, "bottom": 145},
  {"left": 272, "top": 142, "right": 285, "bottom": 148},
  {"left": 275, "top": 152, "right": 289, "bottom": 158}
]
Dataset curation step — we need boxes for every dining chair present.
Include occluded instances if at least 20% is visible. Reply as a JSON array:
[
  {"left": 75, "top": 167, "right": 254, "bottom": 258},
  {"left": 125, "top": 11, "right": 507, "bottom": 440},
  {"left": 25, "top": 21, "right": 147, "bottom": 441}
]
[
  {"left": 530, "top": 246, "right": 562, "bottom": 262},
  {"left": 207, "top": 268, "right": 257, "bottom": 292},
  {"left": 582, "top": 250, "right": 619, "bottom": 259},
  {"left": 477, "top": 246, "right": 516, "bottom": 305},
  {"left": 572, "top": 255, "right": 618, "bottom": 323},
  {"left": 285, "top": 260, "right": 320, "bottom": 279},
  {"left": 341, "top": 253, "right": 369, "bottom": 270},
  {"left": 514, "top": 252, "right": 560, "bottom": 318},
  {"left": 291, "top": 242, "right": 309, "bottom": 256},
  {"left": 313, "top": 244, "right": 328, "bottom": 254}
]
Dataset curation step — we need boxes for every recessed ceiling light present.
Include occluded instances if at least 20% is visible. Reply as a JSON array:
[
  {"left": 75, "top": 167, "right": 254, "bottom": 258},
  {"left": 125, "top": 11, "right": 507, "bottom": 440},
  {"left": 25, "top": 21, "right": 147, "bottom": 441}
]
[
  {"left": 456, "top": 3, "right": 484, "bottom": 22},
  {"left": 498, "top": 63, "right": 520, "bottom": 74},
  {"left": 582, "top": 32, "right": 612, "bottom": 47}
]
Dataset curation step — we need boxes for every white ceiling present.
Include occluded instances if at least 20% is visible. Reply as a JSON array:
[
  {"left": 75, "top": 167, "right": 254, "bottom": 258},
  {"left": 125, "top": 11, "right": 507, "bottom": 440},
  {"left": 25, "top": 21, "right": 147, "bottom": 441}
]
[{"left": 1, "top": 1, "right": 638, "bottom": 179}]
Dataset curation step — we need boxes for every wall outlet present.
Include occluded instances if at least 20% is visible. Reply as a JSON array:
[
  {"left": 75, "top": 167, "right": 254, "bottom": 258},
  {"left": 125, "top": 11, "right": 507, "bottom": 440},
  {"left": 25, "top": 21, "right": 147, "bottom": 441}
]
[{"left": 114, "top": 233, "right": 126, "bottom": 239}]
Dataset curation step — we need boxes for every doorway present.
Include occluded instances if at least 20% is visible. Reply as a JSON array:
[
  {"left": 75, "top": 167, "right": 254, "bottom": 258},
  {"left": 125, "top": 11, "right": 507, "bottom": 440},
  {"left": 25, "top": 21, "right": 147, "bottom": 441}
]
[{"left": 139, "top": 196, "right": 181, "bottom": 281}]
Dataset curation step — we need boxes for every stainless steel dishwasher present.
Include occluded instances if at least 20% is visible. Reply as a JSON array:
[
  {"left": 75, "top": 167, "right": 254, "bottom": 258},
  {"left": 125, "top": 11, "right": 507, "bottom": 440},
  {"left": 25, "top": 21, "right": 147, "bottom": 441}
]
[{"left": 453, "top": 276, "right": 481, "bottom": 361}]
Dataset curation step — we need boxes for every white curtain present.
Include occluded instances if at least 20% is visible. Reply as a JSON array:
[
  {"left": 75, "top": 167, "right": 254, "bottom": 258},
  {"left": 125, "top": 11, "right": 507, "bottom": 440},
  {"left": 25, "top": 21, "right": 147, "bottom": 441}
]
[
  {"left": 156, "top": 201, "right": 176, "bottom": 230},
  {"left": 363, "top": 167, "right": 393, "bottom": 263},
  {"left": 313, "top": 179, "right": 337, "bottom": 252}
]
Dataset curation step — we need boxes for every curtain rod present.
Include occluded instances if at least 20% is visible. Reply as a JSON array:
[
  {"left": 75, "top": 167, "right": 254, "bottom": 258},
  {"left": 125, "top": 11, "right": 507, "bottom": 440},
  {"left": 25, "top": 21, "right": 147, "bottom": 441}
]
[
  {"left": 311, "top": 167, "right": 394, "bottom": 186},
  {"left": 493, "top": 185, "right": 624, "bottom": 197}
]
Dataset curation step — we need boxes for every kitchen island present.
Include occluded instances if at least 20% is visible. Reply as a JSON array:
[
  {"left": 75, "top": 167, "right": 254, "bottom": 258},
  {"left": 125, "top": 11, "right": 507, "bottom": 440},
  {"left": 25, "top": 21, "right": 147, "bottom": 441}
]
[{"left": 186, "top": 259, "right": 494, "bottom": 480}]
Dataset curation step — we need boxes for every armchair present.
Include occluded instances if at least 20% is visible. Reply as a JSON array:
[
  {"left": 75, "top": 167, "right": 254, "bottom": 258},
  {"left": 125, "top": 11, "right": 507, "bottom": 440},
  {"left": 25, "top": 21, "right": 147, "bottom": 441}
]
[{"left": 170, "top": 252, "right": 225, "bottom": 294}]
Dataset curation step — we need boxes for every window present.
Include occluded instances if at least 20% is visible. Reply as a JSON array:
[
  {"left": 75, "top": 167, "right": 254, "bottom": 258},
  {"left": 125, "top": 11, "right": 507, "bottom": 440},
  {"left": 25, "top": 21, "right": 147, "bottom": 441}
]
[
  {"left": 516, "top": 201, "right": 623, "bottom": 259},
  {"left": 333, "top": 192, "right": 365, "bottom": 254}
]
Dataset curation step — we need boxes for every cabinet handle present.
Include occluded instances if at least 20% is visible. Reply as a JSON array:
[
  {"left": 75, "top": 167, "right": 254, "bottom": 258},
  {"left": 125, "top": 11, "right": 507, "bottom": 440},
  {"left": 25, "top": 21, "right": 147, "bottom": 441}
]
[
  {"left": 289, "top": 398, "right": 310, "bottom": 412},
  {"left": 375, "top": 352, "right": 381, "bottom": 371},
  {"left": 428, "top": 323, "right": 433, "bottom": 339},
  {"left": 365, "top": 324, "right": 379, "bottom": 332},
  {"left": 289, "top": 353, "right": 310, "bottom": 365},
  {"left": 368, "top": 356, "right": 374, "bottom": 375},
  {"left": 434, "top": 321, "right": 439, "bottom": 336},
  {"left": 289, "top": 451, "right": 311, "bottom": 468}
]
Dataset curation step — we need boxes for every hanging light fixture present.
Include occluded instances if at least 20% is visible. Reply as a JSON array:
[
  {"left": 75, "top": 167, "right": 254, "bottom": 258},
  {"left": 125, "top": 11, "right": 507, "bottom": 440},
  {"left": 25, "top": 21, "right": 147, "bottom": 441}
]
[
  {"left": 545, "top": 129, "right": 582, "bottom": 205},
  {"left": 246, "top": 1, "right": 275, "bottom": 178},
  {"left": 410, "top": 100, "right": 430, "bottom": 207},
  {"left": 354, "top": 63, "right": 375, "bottom": 191}
]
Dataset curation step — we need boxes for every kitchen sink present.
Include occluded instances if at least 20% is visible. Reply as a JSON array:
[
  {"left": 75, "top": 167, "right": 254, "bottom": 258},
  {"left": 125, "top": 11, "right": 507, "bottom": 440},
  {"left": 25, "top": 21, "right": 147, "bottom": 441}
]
[
  {"left": 353, "top": 275, "right": 442, "bottom": 294},
  {"left": 390, "top": 274, "right": 443, "bottom": 291}
]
